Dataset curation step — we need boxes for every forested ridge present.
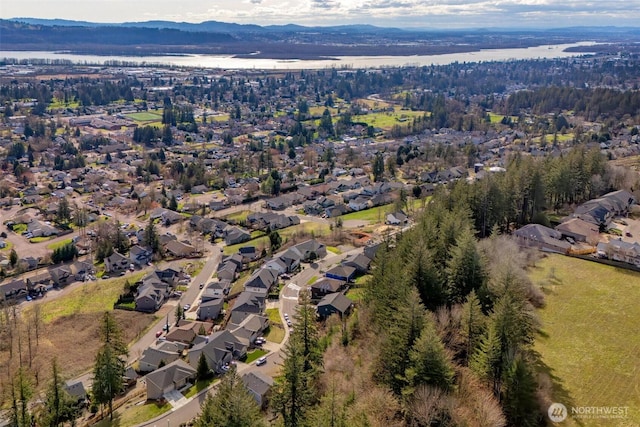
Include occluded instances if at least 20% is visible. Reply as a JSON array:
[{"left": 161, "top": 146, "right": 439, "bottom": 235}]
[{"left": 246, "top": 145, "right": 632, "bottom": 427}]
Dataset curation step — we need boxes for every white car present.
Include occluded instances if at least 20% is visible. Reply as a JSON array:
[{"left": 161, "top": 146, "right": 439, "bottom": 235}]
[
  {"left": 255, "top": 356, "right": 267, "bottom": 366},
  {"left": 283, "top": 313, "right": 289, "bottom": 320}
]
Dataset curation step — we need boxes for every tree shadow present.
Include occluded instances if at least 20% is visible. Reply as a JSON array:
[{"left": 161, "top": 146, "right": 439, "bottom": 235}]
[{"left": 532, "top": 349, "right": 585, "bottom": 427}]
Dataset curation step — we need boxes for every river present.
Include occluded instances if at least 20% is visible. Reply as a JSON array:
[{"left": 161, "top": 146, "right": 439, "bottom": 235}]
[{"left": 0, "top": 41, "right": 597, "bottom": 70}]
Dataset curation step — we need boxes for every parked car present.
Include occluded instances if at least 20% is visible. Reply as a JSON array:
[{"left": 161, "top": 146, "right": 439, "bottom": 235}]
[
  {"left": 183, "top": 304, "right": 191, "bottom": 311},
  {"left": 199, "top": 283, "right": 204, "bottom": 289},
  {"left": 255, "top": 356, "right": 267, "bottom": 366},
  {"left": 156, "top": 330, "right": 163, "bottom": 338}
]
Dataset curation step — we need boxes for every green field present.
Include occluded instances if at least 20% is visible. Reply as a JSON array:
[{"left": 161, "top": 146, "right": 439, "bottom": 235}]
[
  {"left": 223, "top": 210, "right": 252, "bottom": 223},
  {"left": 124, "top": 111, "right": 163, "bottom": 122},
  {"left": 530, "top": 254, "right": 640, "bottom": 426},
  {"left": 46, "top": 238, "right": 73, "bottom": 251},
  {"left": 37, "top": 272, "right": 145, "bottom": 323},
  {"left": 487, "top": 112, "right": 519, "bottom": 124},
  {"left": 94, "top": 401, "right": 171, "bottom": 427},
  {"left": 352, "top": 108, "right": 426, "bottom": 130},
  {"left": 223, "top": 222, "right": 331, "bottom": 255}
]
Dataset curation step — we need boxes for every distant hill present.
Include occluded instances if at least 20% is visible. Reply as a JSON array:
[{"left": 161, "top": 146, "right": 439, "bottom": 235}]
[{"left": 9, "top": 17, "right": 402, "bottom": 34}]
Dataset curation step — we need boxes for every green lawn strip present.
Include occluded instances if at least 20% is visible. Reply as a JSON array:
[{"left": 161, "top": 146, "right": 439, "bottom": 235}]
[
  {"left": 183, "top": 378, "right": 218, "bottom": 399},
  {"left": 10, "top": 223, "right": 27, "bottom": 234},
  {"left": 229, "top": 270, "right": 251, "bottom": 295},
  {"left": 223, "top": 210, "right": 252, "bottom": 223},
  {"left": 245, "top": 349, "right": 269, "bottom": 364},
  {"left": 307, "top": 276, "right": 318, "bottom": 285},
  {"left": 0, "top": 240, "right": 13, "bottom": 251},
  {"left": 530, "top": 254, "right": 640, "bottom": 426},
  {"left": 29, "top": 236, "right": 54, "bottom": 243},
  {"left": 266, "top": 308, "right": 282, "bottom": 325},
  {"left": 38, "top": 272, "right": 146, "bottom": 323},
  {"left": 124, "top": 111, "right": 163, "bottom": 122},
  {"left": 93, "top": 401, "right": 171, "bottom": 427},
  {"left": 354, "top": 274, "right": 372, "bottom": 285},
  {"left": 345, "top": 287, "right": 365, "bottom": 303},
  {"left": 265, "top": 326, "right": 285, "bottom": 344},
  {"left": 326, "top": 246, "right": 341, "bottom": 254},
  {"left": 46, "top": 238, "right": 73, "bottom": 251}
]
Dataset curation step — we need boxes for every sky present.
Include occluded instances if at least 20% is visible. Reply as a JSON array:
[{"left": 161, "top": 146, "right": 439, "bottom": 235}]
[{"left": 1, "top": 0, "right": 639, "bottom": 29}]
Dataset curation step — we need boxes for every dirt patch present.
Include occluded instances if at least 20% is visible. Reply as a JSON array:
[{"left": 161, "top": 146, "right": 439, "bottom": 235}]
[
  {"left": 0, "top": 310, "right": 155, "bottom": 391},
  {"left": 342, "top": 219, "right": 370, "bottom": 229}
]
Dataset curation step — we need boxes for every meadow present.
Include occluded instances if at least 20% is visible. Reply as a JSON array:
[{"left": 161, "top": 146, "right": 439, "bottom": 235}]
[{"left": 529, "top": 254, "right": 640, "bottom": 426}]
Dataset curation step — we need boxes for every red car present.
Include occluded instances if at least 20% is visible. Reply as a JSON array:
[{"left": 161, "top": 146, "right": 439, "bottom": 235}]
[{"left": 156, "top": 330, "right": 163, "bottom": 338}]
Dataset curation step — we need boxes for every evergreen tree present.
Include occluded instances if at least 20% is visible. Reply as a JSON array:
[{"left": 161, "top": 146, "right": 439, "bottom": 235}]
[
  {"left": 372, "top": 152, "right": 385, "bottom": 182},
  {"left": 446, "top": 229, "right": 487, "bottom": 305},
  {"left": 194, "top": 366, "right": 265, "bottom": 427},
  {"left": 196, "top": 353, "right": 211, "bottom": 380},
  {"left": 403, "top": 316, "right": 455, "bottom": 395},
  {"left": 502, "top": 356, "right": 539, "bottom": 427},
  {"left": 9, "top": 248, "right": 18, "bottom": 267},
  {"left": 169, "top": 195, "right": 178, "bottom": 211},
  {"left": 92, "top": 312, "right": 127, "bottom": 420},
  {"left": 459, "top": 291, "right": 486, "bottom": 364},
  {"left": 144, "top": 217, "right": 159, "bottom": 253},
  {"left": 41, "top": 359, "right": 77, "bottom": 427}
]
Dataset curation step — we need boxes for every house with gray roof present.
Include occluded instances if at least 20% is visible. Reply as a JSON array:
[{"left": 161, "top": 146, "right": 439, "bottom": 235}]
[
  {"left": 197, "top": 298, "right": 224, "bottom": 321},
  {"left": 145, "top": 359, "right": 196, "bottom": 400},
  {"left": 139, "top": 346, "right": 181, "bottom": 373},
  {"left": 514, "top": 224, "right": 571, "bottom": 254},
  {"left": 230, "top": 291, "right": 265, "bottom": 324},
  {"left": 317, "top": 293, "right": 353, "bottom": 319},
  {"left": 242, "top": 371, "right": 274, "bottom": 409}
]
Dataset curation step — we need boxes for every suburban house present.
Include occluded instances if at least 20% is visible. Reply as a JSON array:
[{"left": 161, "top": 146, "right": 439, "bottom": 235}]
[
  {"left": 49, "top": 265, "right": 74, "bottom": 287},
  {"left": 105, "top": 251, "right": 130, "bottom": 273},
  {"left": 64, "top": 381, "right": 89, "bottom": 407},
  {"left": 555, "top": 218, "right": 600, "bottom": 243},
  {"left": 164, "top": 240, "right": 197, "bottom": 258},
  {"left": 145, "top": 359, "right": 197, "bottom": 400},
  {"left": 217, "top": 259, "right": 239, "bottom": 282},
  {"left": 289, "top": 239, "right": 327, "bottom": 262},
  {"left": 129, "top": 245, "right": 152, "bottom": 266},
  {"left": 224, "top": 226, "right": 252, "bottom": 245},
  {"left": 227, "top": 314, "right": 269, "bottom": 346},
  {"left": 0, "top": 279, "right": 28, "bottom": 301},
  {"left": 325, "top": 265, "right": 357, "bottom": 282},
  {"left": 139, "top": 346, "right": 182, "bottom": 373},
  {"left": 70, "top": 261, "right": 95, "bottom": 281},
  {"left": 202, "top": 281, "right": 230, "bottom": 300},
  {"left": 386, "top": 211, "right": 408, "bottom": 226},
  {"left": 244, "top": 268, "right": 278, "bottom": 294},
  {"left": 197, "top": 298, "right": 224, "bottom": 321},
  {"left": 134, "top": 271, "right": 175, "bottom": 312},
  {"left": 230, "top": 291, "right": 266, "bottom": 324},
  {"left": 514, "top": 224, "right": 571, "bottom": 254},
  {"left": 317, "top": 292, "right": 354, "bottom": 319},
  {"left": 341, "top": 253, "right": 371, "bottom": 274},
  {"left": 188, "top": 330, "right": 247, "bottom": 373},
  {"left": 605, "top": 239, "right": 640, "bottom": 267},
  {"left": 242, "top": 371, "right": 274, "bottom": 409},
  {"left": 238, "top": 246, "right": 260, "bottom": 263},
  {"left": 570, "top": 190, "right": 636, "bottom": 229},
  {"left": 246, "top": 212, "right": 300, "bottom": 231},
  {"left": 310, "top": 277, "right": 347, "bottom": 300}
]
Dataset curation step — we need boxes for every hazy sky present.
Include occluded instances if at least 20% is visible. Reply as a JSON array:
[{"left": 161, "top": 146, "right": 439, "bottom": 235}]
[{"left": 2, "top": 0, "right": 639, "bottom": 28}]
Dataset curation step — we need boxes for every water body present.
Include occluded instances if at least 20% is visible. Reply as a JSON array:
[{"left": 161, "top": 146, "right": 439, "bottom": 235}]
[{"left": 0, "top": 42, "right": 597, "bottom": 69}]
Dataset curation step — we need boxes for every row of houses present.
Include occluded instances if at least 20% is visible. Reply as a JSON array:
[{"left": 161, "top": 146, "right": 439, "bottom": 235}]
[{"left": 0, "top": 260, "right": 95, "bottom": 302}]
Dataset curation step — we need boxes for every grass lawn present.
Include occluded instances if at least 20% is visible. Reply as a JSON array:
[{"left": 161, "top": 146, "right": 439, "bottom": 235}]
[
  {"left": 124, "top": 111, "right": 163, "bottom": 122},
  {"left": 211, "top": 113, "right": 230, "bottom": 122},
  {"left": 46, "top": 238, "right": 73, "bottom": 251},
  {"left": 265, "top": 326, "right": 285, "bottom": 344},
  {"left": 327, "top": 246, "right": 341, "bottom": 254},
  {"left": 230, "top": 270, "right": 251, "bottom": 295},
  {"left": 223, "top": 210, "right": 253, "bottom": 223},
  {"left": 266, "top": 307, "right": 282, "bottom": 325},
  {"left": 352, "top": 108, "right": 425, "bottom": 130},
  {"left": 487, "top": 112, "right": 519, "bottom": 124},
  {"left": 93, "top": 401, "right": 171, "bottom": 427},
  {"left": 37, "top": 272, "right": 145, "bottom": 323},
  {"left": 307, "top": 276, "right": 318, "bottom": 285},
  {"left": 183, "top": 378, "right": 217, "bottom": 398},
  {"left": 30, "top": 236, "right": 54, "bottom": 243},
  {"left": 245, "top": 348, "right": 269, "bottom": 364},
  {"left": 530, "top": 254, "right": 640, "bottom": 426},
  {"left": 11, "top": 223, "right": 27, "bottom": 234},
  {"left": 354, "top": 274, "right": 372, "bottom": 285},
  {"left": 0, "top": 240, "right": 13, "bottom": 251},
  {"left": 346, "top": 287, "right": 365, "bottom": 303}
]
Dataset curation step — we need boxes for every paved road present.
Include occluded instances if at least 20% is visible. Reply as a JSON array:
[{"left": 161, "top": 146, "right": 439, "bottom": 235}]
[
  {"left": 128, "top": 241, "right": 223, "bottom": 364},
  {"left": 138, "top": 246, "right": 365, "bottom": 426}
]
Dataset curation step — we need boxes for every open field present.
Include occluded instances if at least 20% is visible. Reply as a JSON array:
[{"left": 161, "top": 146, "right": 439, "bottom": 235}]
[
  {"left": 46, "top": 238, "right": 73, "bottom": 250},
  {"left": 124, "top": 111, "right": 163, "bottom": 122},
  {"left": 35, "top": 272, "right": 145, "bottom": 323},
  {"left": 353, "top": 107, "right": 426, "bottom": 130},
  {"left": 222, "top": 209, "right": 252, "bottom": 223},
  {"left": 529, "top": 254, "right": 640, "bottom": 426},
  {"left": 487, "top": 112, "right": 519, "bottom": 124},
  {"left": 340, "top": 198, "right": 425, "bottom": 223}
]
